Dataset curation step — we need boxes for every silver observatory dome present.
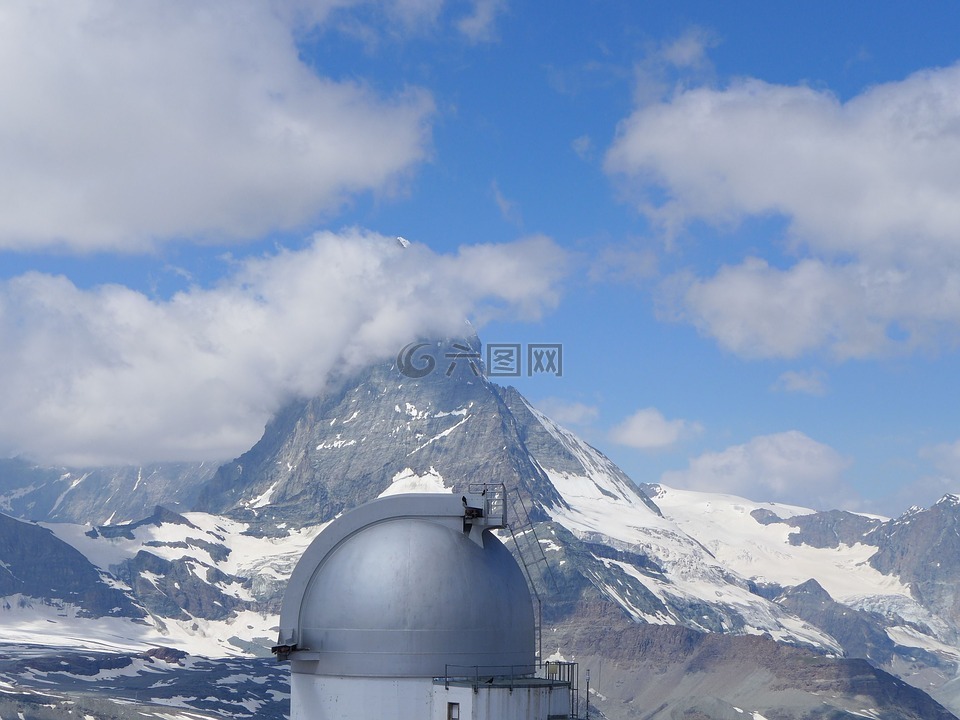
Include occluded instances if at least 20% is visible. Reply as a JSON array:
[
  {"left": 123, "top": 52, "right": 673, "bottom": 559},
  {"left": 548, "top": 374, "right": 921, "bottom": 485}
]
[{"left": 276, "top": 493, "right": 536, "bottom": 678}]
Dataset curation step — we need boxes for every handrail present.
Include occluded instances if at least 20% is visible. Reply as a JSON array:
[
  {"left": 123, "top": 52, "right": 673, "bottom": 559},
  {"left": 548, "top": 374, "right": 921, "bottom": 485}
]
[
  {"left": 466, "top": 482, "right": 507, "bottom": 525},
  {"left": 438, "top": 661, "right": 582, "bottom": 718}
]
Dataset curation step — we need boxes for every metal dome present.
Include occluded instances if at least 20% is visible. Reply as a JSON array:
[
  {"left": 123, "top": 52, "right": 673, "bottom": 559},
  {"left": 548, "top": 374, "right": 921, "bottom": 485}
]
[{"left": 277, "top": 493, "right": 536, "bottom": 678}]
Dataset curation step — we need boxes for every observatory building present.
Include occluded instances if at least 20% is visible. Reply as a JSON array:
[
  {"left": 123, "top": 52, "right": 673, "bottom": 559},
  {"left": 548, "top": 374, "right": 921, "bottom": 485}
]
[{"left": 274, "top": 489, "right": 578, "bottom": 719}]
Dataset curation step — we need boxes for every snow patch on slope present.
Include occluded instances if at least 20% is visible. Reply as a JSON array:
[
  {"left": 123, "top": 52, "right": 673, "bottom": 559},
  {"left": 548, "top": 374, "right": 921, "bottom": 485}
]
[
  {"left": 651, "top": 485, "right": 911, "bottom": 604},
  {"left": 247, "top": 480, "right": 280, "bottom": 509},
  {"left": 380, "top": 467, "right": 449, "bottom": 496},
  {"left": 522, "top": 401, "right": 839, "bottom": 650},
  {"left": 38, "top": 514, "right": 328, "bottom": 656}
]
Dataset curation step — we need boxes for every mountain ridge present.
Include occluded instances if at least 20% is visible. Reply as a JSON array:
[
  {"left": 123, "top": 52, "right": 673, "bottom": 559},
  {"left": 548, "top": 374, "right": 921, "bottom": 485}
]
[{"left": 1, "top": 342, "right": 960, "bottom": 718}]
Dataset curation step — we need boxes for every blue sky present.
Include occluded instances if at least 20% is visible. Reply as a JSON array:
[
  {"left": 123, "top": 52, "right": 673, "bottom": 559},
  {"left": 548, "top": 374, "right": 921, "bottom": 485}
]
[{"left": 2, "top": 1, "right": 960, "bottom": 515}]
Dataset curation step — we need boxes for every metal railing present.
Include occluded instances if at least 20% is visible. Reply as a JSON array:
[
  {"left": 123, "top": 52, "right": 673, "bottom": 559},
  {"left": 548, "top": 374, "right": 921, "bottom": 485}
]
[
  {"left": 440, "top": 663, "right": 529, "bottom": 691},
  {"left": 467, "top": 482, "right": 507, "bottom": 525},
  {"left": 437, "top": 661, "right": 583, "bottom": 718}
]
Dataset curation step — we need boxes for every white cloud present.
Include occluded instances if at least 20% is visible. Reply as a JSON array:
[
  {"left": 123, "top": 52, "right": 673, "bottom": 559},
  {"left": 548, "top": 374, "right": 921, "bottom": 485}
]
[
  {"left": 663, "top": 255, "right": 960, "bottom": 360},
  {"left": 661, "top": 431, "right": 852, "bottom": 509},
  {"left": 571, "top": 135, "right": 593, "bottom": 160},
  {"left": 0, "top": 230, "right": 568, "bottom": 465},
  {"left": 658, "top": 27, "right": 717, "bottom": 71},
  {"left": 0, "top": 1, "right": 434, "bottom": 252},
  {"left": 920, "top": 439, "right": 960, "bottom": 476},
  {"left": 631, "top": 27, "right": 719, "bottom": 106},
  {"left": 491, "top": 180, "right": 523, "bottom": 226},
  {"left": 607, "top": 66, "right": 960, "bottom": 259},
  {"left": 662, "top": 258, "right": 884, "bottom": 359},
  {"left": 533, "top": 398, "right": 598, "bottom": 427},
  {"left": 610, "top": 407, "right": 699, "bottom": 450},
  {"left": 772, "top": 369, "right": 827, "bottom": 396},
  {"left": 387, "top": 0, "right": 446, "bottom": 28},
  {"left": 456, "top": 0, "right": 506, "bottom": 43},
  {"left": 606, "top": 63, "right": 960, "bottom": 359},
  {"left": 878, "top": 473, "right": 960, "bottom": 518}
]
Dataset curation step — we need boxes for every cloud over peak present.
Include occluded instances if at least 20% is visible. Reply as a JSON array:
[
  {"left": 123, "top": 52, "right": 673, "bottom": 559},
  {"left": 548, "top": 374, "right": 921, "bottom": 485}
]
[{"left": 0, "top": 231, "right": 568, "bottom": 465}]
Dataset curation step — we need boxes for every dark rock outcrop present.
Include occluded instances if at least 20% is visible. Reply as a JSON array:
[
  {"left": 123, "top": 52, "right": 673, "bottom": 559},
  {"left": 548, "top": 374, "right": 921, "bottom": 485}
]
[
  {"left": 553, "top": 604, "right": 957, "bottom": 720},
  {"left": 0, "top": 512, "right": 143, "bottom": 618},
  {"left": 747, "top": 507, "right": 882, "bottom": 549},
  {"left": 870, "top": 496, "right": 960, "bottom": 629},
  {"left": 774, "top": 578, "right": 942, "bottom": 668},
  {"left": 113, "top": 549, "right": 246, "bottom": 621}
]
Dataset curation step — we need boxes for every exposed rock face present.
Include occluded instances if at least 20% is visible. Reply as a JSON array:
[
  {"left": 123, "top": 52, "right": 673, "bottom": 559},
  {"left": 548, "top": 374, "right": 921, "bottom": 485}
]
[
  {"left": 785, "top": 509, "right": 884, "bottom": 548},
  {"left": 0, "top": 458, "right": 214, "bottom": 525},
  {"left": 94, "top": 507, "right": 252, "bottom": 622},
  {"left": 0, "top": 512, "right": 143, "bottom": 618},
  {"left": 5, "top": 340, "right": 960, "bottom": 718},
  {"left": 870, "top": 496, "right": 960, "bottom": 628},
  {"left": 773, "top": 578, "right": 940, "bottom": 668},
  {"left": 194, "top": 341, "right": 576, "bottom": 529},
  {"left": 0, "top": 647, "right": 289, "bottom": 720},
  {"left": 88, "top": 505, "right": 206, "bottom": 539},
  {"left": 554, "top": 602, "right": 957, "bottom": 720},
  {"left": 115, "top": 551, "right": 241, "bottom": 621},
  {"left": 749, "top": 507, "right": 883, "bottom": 548}
]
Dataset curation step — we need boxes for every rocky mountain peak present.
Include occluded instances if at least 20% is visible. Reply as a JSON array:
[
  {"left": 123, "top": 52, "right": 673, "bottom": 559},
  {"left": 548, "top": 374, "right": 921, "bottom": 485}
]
[
  {"left": 191, "top": 338, "right": 642, "bottom": 531},
  {"left": 936, "top": 493, "right": 960, "bottom": 508},
  {"left": 6, "top": 337, "right": 960, "bottom": 718}
]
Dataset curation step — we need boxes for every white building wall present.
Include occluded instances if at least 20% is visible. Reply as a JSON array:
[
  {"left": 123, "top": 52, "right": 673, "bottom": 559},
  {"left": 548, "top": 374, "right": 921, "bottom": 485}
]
[
  {"left": 433, "top": 684, "right": 474, "bottom": 720},
  {"left": 291, "top": 674, "right": 432, "bottom": 720},
  {"left": 432, "top": 682, "right": 571, "bottom": 720},
  {"left": 292, "top": 673, "right": 573, "bottom": 720}
]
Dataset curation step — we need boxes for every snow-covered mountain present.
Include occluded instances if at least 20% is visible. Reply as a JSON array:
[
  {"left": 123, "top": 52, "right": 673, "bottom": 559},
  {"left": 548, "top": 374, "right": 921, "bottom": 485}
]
[{"left": 2, "top": 339, "right": 960, "bottom": 719}]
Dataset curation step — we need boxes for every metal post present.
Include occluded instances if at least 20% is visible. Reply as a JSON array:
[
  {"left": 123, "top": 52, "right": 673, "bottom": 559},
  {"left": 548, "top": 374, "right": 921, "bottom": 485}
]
[{"left": 585, "top": 668, "right": 590, "bottom": 720}]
